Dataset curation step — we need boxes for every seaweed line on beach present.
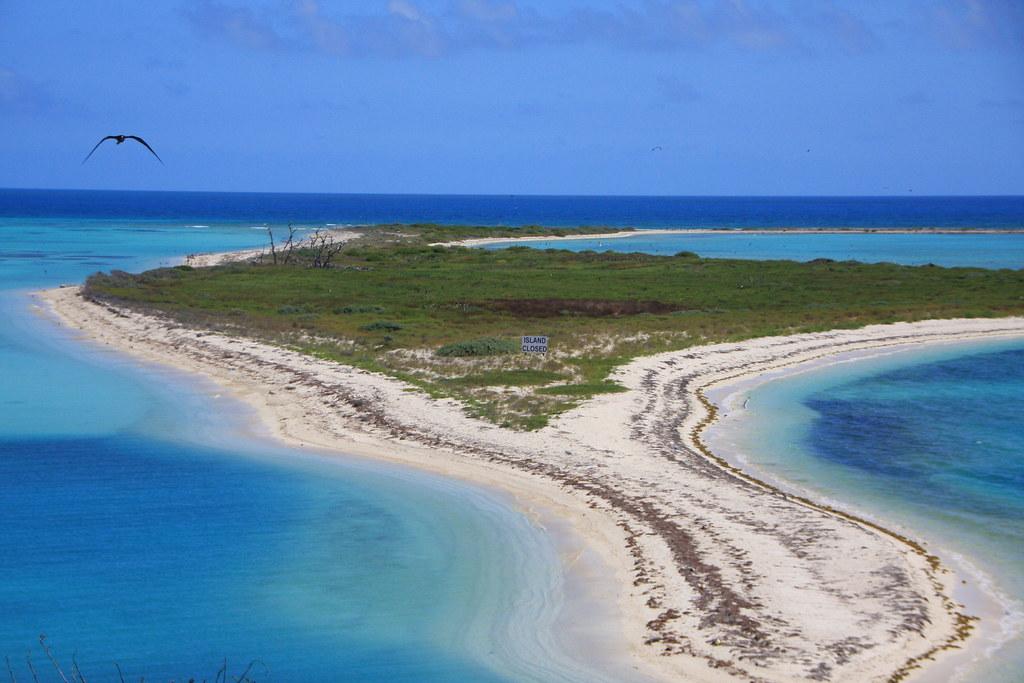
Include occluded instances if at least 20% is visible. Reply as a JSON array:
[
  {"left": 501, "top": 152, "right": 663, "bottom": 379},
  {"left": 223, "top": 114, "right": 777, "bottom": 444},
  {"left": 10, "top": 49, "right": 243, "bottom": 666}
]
[{"left": 681, "top": 337, "right": 1012, "bottom": 680}]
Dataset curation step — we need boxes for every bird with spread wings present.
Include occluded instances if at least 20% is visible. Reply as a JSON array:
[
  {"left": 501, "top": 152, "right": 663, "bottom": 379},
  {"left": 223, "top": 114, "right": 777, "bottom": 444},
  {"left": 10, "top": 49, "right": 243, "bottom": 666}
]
[{"left": 82, "top": 135, "right": 163, "bottom": 164}]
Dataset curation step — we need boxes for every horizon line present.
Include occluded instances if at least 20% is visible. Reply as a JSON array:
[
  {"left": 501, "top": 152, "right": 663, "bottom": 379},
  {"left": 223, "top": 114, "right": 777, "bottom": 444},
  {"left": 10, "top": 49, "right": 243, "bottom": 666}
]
[{"left": 3, "top": 186, "right": 1023, "bottom": 200}]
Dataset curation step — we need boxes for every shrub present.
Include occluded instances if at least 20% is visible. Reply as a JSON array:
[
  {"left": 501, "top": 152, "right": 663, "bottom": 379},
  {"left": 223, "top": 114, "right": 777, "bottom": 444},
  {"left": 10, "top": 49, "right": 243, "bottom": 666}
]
[
  {"left": 82, "top": 270, "right": 141, "bottom": 297},
  {"left": 335, "top": 304, "right": 385, "bottom": 314},
  {"left": 361, "top": 321, "right": 404, "bottom": 331},
  {"left": 435, "top": 337, "right": 518, "bottom": 357}
]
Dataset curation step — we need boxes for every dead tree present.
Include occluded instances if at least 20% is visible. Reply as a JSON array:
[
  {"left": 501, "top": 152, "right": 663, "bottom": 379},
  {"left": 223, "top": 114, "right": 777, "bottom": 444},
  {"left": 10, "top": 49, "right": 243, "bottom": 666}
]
[
  {"left": 280, "top": 223, "right": 299, "bottom": 265},
  {"left": 38, "top": 636, "right": 69, "bottom": 683},
  {"left": 265, "top": 226, "right": 277, "bottom": 265},
  {"left": 24, "top": 653, "right": 37, "bottom": 683},
  {"left": 265, "top": 224, "right": 300, "bottom": 266},
  {"left": 308, "top": 229, "right": 345, "bottom": 268}
]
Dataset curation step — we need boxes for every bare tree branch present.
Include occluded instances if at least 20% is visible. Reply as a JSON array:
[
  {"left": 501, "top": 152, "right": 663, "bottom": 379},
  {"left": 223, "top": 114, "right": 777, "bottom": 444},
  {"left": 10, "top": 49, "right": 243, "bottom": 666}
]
[
  {"left": 71, "top": 653, "right": 86, "bottom": 683},
  {"left": 24, "top": 653, "right": 38, "bottom": 683},
  {"left": 265, "top": 226, "right": 277, "bottom": 265},
  {"left": 6, "top": 644, "right": 264, "bottom": 683},
  {"left": 308, "top": 229, "right": 345, "bottom": 268},
  {"left": 232, "top": 659, "right": 266, "bottom": 683},
  {"left": 281, "top": 223, "right": 298, "bottom": 265},
  {"left": 38, "top": 636, "right": 70, "bottom": 683}
]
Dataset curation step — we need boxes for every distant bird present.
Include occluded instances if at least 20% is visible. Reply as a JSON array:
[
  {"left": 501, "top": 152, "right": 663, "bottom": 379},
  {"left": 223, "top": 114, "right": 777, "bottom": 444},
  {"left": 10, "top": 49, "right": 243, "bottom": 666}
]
[
  {"left": 651, "top": 145, "right": 663, "bottom": 152},
  {"left": 82, "top": 134, "right": 163, "bottom": 165},
  {"left": 805, "top": 148, "right": 811, "bottom": 153}
]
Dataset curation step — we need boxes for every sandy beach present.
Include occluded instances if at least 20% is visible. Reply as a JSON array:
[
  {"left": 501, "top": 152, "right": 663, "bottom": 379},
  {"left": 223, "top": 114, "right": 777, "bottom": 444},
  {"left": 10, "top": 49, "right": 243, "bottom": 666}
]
[
  {"left": 701, "top": 339, "right": 1024, "bottom": 683},
  {"left": 444, "top": 227, "right": 1024, "bottom": 249},
  {"left": 183, "top": 229, "right": 361, "bottom": 267},
  {"left": 37, "top": 277, "right": 1024, "bottom": 682}
]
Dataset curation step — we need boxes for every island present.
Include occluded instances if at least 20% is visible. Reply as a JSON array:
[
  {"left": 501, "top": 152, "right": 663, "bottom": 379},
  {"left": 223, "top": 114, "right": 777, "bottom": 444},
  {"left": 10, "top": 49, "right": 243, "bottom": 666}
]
[{"left": 42, "top": 225, "right": 1024, "bottom": 682}]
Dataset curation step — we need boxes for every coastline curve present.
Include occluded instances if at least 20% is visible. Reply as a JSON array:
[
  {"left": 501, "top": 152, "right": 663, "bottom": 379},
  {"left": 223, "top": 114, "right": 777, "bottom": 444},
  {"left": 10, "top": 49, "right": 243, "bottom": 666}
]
[{"left": 37, "top": 283, "right": 1024, "bottom": 682}]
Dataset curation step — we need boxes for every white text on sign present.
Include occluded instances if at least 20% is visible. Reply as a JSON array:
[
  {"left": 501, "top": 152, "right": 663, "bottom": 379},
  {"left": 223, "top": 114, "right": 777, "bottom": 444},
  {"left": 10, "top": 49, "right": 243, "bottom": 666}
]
[{"left": 521, "top": 335, "right": 548, "bottom": 353}]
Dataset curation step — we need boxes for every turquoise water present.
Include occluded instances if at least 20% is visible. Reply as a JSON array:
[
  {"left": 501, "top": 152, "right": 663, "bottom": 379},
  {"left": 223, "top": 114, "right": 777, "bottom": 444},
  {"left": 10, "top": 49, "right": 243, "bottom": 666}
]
[
  {"left": 5, "top": 190, "right": 1023, "bottom": 680},
  {"left": 0, "top": 217, "right": 295, "bottom": 291},
  {"left": 485, "top": 232, "right": 1024, "bottom": 269},
  {"left": 0, "top": 218, "right": 620, "bottom": 681},
  {"left": 712, "top": 339, "right": 1024, "bottom": 681}
]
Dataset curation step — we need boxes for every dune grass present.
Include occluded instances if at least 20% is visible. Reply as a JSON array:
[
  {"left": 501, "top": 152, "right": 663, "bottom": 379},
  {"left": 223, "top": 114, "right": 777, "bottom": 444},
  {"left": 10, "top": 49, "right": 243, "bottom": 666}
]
[{"left": 83, "top": 232, "right": 1024, "bottom": 429}]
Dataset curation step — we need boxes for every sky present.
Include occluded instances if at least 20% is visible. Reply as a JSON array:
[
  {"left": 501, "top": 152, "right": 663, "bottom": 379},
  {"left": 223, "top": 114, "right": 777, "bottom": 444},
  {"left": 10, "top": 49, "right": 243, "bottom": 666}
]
[{"left": 0, "top": 0, "right": 1022, "bottom": 195}]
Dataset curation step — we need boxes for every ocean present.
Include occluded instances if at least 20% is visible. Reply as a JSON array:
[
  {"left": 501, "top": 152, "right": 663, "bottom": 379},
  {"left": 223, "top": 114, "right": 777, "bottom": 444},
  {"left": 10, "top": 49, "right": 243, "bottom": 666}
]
[
  {"left": 1, "top": 189, "right": 1022, "bottom": 680},
  {"left": 3, "top": 189, "right": 1023, "bottom": 230}
]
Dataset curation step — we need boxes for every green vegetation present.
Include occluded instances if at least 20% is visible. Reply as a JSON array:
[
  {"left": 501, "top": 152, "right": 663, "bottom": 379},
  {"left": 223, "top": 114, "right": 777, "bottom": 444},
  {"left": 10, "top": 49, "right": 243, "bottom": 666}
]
[
  {"left": 443, "top": 369, "right": 566, "bottom": 387},
  {"left": 335, "top": 304, "right": 385, "bottom": 314},
  {"left": 83, "top": 228, "right": 1024, "bottom": 429},
  {"left": 436, "top": 337, "right": 519, "bottom": 357},
  {"left": 361, "top": 321, "right": 404, "bottom": 331},
  {"left": 363, "top": 223, "right": 629, "bottom": 245},
  {"left": 537, "top": 382, "right": 628, "bottom": 396}
]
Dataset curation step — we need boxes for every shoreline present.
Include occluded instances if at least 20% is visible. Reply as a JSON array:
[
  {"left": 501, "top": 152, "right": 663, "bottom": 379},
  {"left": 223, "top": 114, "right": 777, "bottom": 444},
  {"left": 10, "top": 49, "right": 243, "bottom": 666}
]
[
  {"left": 34, "top": 287, "right": 667, "bottom": 683},
  {"left": 184, "top": 228, "right": 360, "bottom": 267},
  {"left": 702, "top": 338, "right": 1024, "bottom": 682},
  {"left": 445, "top": 227, "right": 1024, "bottom": 248},
  {"left": 38, "top": 282, "right": 1024, "bottom": 681}
]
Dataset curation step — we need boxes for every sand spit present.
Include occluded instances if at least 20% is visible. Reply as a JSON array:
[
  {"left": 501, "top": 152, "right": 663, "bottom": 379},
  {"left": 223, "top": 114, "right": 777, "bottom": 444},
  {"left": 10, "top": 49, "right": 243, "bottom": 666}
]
[
  {"left": 39, "top": 285, "right": 1024, "bottom": 682},
  {"left": 184, "top": 228, "right": 359, "bottom": 267},
  {"left": 446, "top": 227, "right": 1024, "bottom": 248}
]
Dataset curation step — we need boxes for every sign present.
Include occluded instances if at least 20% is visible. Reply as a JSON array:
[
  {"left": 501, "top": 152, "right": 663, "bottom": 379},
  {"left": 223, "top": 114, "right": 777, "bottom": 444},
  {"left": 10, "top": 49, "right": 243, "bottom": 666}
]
[{"left": 521, "top": 335, "right": 549, "bottom": 353}]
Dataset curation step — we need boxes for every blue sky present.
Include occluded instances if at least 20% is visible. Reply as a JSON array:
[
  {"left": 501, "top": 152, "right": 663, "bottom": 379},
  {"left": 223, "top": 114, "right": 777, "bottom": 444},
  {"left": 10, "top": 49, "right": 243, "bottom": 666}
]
[{"left": 1, "top": 0, "right": 1022, "bottom": 195}]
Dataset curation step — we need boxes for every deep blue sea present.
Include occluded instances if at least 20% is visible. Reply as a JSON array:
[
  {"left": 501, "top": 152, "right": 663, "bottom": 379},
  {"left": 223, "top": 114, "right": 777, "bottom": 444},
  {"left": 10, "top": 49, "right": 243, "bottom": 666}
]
[
  {"left": 710, "top": 340, "right": 1024, "bottom": 682},
  {"left": 3, "top": 189, "right": 1023, "bottom": 229},
  {"left": 2, "top": 189, "right": 1022, "bottom": 681}
]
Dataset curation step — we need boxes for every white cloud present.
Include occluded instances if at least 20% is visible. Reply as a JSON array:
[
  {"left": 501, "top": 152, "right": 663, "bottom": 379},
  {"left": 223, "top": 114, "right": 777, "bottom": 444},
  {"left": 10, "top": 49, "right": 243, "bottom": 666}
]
[
  {"left": 183, "top": 1, "right": 1024, "bottom": 59},
  {"left": 388, "top": 0, "right": 424, "bottom": 22}
]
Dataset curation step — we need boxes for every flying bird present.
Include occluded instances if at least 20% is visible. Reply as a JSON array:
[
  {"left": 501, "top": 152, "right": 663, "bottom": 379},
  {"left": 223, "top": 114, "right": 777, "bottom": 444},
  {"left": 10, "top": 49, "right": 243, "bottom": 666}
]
[
  {"left": 82, "top": 135, "right": 163, "bottom": 165},
  {"left": 651, "top": 145, "right": 663, "bottom": 152}
]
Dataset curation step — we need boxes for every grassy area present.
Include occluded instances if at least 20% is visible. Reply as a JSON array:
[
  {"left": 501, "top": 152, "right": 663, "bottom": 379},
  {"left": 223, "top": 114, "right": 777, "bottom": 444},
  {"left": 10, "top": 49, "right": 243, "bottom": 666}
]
[{"left": 84, "top": 230, "right": 1024, "bottom": 429}]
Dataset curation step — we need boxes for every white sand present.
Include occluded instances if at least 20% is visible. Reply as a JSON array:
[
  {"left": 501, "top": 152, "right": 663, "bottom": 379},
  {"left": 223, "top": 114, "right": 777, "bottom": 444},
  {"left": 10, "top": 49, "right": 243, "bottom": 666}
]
[
  {"left": 38, "top": 282, "right": 1024, "bottom": 682},
  {"left": 702, "top": 340, "right": 1024, "bottom": 683},
  {"left": 443, "top": 227, "right": 1024, "bottom": 248}
]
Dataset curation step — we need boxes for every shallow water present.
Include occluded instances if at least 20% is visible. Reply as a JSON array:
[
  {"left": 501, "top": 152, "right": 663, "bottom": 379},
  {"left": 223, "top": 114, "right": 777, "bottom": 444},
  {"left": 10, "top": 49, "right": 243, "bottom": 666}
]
[
  {"left": 708, "top": 339, "right": 1024, "bottom": 682},
  {"left": 485, "top": 231, "right": 1024, "bottom": 269},
  {"left": 3, "top": 190, "right": 1022, "bottom": 680},
  {"left": 0, "top": 215, "right": 619, "bottom": 681}
]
